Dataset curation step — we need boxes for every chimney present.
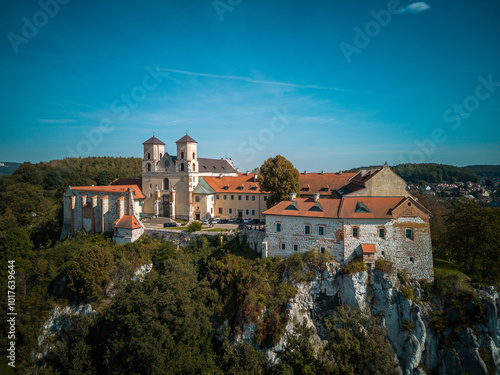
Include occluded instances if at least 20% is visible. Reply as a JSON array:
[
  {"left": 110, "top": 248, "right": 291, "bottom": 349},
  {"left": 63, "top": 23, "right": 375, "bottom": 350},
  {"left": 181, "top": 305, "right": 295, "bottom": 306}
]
[
  {"left": 361, "top": 169, "right": 367, "bottom": 176},
  {"left": 254, "top": 174, "right": 257, "bottom": 182},
  {"left": 320, "top": 170, "right": 324, "bottom": 175},
  {"left": 290, "top": 193, "right": 296, "bottom": 201},
  {"left": 246, "top": 170, "right": 249, "bottom": 175},
  {"left": 338, "top": 170, "right": 342, "bottom": 175},
  {"left": 218, "top": 174, "right": 222, "bottom": 179},
  {"left": 313, "top": 193, "right": 320, "bottom": 202},
  {"left": 304, "top": 170, "right": 307, "bottom": 175}
]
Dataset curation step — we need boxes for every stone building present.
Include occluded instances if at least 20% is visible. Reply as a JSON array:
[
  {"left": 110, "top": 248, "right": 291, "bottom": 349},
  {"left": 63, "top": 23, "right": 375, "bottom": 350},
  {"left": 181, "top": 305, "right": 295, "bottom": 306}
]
[
  {"left": 262, "top": 163, "right": 433, "bottom": 281},
  {"left": 60, "top": 183, "right": 145, "bottom": 244}
]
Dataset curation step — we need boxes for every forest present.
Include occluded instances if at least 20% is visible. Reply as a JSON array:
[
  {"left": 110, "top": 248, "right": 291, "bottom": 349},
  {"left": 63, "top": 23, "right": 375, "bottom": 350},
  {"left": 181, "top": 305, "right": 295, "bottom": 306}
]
[{"left": 0, "top": 157, "right": 499, "bottom": 374}]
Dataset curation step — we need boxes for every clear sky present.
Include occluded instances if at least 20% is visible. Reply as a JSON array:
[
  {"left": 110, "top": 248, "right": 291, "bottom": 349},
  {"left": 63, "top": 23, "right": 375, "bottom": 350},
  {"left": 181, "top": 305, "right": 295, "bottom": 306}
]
[{"left": 1, "top": 0, "right": 499, "bottom": 172}]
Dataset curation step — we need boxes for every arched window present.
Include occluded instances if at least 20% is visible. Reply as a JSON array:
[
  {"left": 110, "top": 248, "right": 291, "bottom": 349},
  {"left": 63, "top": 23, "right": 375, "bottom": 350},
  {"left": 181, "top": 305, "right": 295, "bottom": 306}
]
[
  {"left": 192, "top": 163, "right": 196, "bottom": 172},
  {"left": 195, "top": 196, "right": 200, "bottom": 202},
  {"left": 181, "top": 163, "right": 185, "bottom": 171},
  {"left": 164, "top": 178, "right": 169, "bottom": 190},
  {"left": 147, "top": 152, "right": 151, "bottom": 160},
  {"left": 181, "top": 151, "right": 184, "bottom": 159},
  {"left": 193, "top": 152, "right": 195, "bottom": 159},
  {"left": 147, "top": 163, "right": 151, "bottom": 172}
]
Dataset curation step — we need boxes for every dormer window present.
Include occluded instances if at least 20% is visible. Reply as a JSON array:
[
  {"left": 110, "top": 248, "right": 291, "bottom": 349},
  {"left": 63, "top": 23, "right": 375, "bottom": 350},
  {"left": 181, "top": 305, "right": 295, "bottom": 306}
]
[
  {"left": 285, "top": 203, "right": 298, "bottom": 210},
  {"left": 355, "top": 202, "right": 370, "bottom": 213}
]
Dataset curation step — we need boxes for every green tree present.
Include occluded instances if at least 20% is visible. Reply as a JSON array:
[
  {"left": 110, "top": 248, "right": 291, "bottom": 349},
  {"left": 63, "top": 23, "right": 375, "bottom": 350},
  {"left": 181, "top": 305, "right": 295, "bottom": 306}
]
[
  {"left": 322, "top": 305, "right": 399, "bottom": 375},
  {"left": 258, "top": 155, "right": 299, "bottom": 208},
  {"left": 66, "top": 245, "right": 114, "bottom": 299},
  {"left": 187, "top": 221, "right": 203, "bottom": 233},
  {"left": 444, "top": 201, "right": 500, "bottom": 283}
]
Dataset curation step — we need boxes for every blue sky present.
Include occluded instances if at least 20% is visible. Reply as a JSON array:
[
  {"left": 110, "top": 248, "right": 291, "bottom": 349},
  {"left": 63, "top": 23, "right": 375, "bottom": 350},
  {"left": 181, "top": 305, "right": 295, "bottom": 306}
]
[{"left": 1, "top": 0, "right": 499, "bottom": 172}]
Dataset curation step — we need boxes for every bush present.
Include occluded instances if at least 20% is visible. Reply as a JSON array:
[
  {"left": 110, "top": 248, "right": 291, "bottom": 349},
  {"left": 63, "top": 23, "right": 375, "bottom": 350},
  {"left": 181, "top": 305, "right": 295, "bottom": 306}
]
[
  {"left": 375, "top": 259, "right": 395, "bottom": 274},
  {"left": 401, "top": 286, "right": 414, "bottom": 300},
  {"left": 343, "top": 256, "right": 368, "bottom": 275},
  {"left": 403, "top": 320, "right": 415, "bottom": 331},
  {"left": 187, "top": 221, "right": 203, "bottom": 233}
]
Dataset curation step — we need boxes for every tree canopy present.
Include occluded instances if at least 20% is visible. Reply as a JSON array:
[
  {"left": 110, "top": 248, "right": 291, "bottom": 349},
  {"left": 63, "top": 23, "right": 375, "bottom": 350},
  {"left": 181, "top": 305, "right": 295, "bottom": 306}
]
[{"left": 258, "top": 155, "right": 300, "bottom": 208}]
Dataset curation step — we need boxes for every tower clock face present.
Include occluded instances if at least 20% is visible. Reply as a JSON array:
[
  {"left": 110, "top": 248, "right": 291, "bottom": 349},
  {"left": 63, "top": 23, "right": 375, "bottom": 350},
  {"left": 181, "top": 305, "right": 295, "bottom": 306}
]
[{"left": 164, "top": 160, "right": 169, "bottom": 167}]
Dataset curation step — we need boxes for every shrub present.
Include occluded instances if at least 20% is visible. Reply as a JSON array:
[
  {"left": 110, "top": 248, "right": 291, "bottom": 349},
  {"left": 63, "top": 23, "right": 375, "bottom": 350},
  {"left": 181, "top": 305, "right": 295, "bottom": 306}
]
[
  {"left": 401, "top": 286, "right": 414, "bottom": 300},
  {"left": 375, "top": 259, "right": 395, "bottom": 274},
  {"left": 343, "top": 257, "right": 368, "bottom": 275},
  {"left": 187, "top": 221, "right": 203, "bottom": 233},
  {"left": 403, "top": 320, "right": 415, "bottom": 331},
  {"left": 398, "top": 270, "right": 409, "bottom": 284},
  {"left": 430, "top": 308, "right": 448, "bottom": 334}
]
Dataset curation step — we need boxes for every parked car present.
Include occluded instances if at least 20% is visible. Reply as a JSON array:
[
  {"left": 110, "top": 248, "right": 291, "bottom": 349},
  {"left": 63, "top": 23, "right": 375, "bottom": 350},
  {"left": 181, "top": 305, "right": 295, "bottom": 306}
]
[
  {"left": 212, "top": 218, "right": 220, "bottom": 224},
  {"left": 243, "top": 218, "right": 252, "bottom": 223},
  {"left": 229, "top": 218, "right": 238, "bottom": 223},
  {"left": 163, "top": 222, "right": 177, "bottom": 227},
  {"left": 219, "top": 219, "right": 228, "bottom": 224},
  {"left": 236, "top": 218, "right": 244, "bottom": 223},
  {"left": 251, "top": 219, "right": 260, "bottom": 224}
]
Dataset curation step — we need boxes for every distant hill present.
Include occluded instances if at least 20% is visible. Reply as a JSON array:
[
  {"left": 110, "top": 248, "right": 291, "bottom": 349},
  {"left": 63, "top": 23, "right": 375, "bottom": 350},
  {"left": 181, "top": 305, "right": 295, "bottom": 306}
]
[
  {"left": 463, "top": 165, "right": 500, "bottom": 180},
  {"left": 346, "top": 163, "right": 481, "bottom": 184},
  {"left": 0, "top": 162, "right": 21, "bottom": 176}
]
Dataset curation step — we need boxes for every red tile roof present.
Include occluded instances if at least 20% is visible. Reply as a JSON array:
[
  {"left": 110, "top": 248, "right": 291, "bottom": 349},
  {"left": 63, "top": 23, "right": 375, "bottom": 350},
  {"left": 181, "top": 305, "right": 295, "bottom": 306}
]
[
  {"left": 361, "top": 244, "right": 376, "bottom": 254},
  {"left": 109, "top": 178, "right": 143, "bottom": 191},
  {"left": 204, "top": 173, "right": 265, "bottom": 193},
  {"left": 262, "top": 198, "right": 341, "bottom": 219},
  {"left": 338, "top": 197, "right": 404, "bottom": 219},
  {"left": 176, "top": 134, "right": 197, "bottom": 143},
  {"left": 143, "top": 135, "right": 165, "bottom": 145},
  {"left": 114, "top": 215, "right": 142, "bottom": 229},
  {"left": 299, "top": 173, "right": 356, "bottom": 195},
  {"left": 71, "top": 185, "right": 145, "bottom": 199}
]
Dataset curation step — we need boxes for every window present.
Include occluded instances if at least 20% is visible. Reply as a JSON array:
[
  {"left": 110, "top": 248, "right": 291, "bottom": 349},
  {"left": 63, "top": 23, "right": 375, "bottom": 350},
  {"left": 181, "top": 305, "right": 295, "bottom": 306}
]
[
  {"left": 147, "top": 163, "right": 151, "bottom": 172},
  {"left": 223, "top": 195, "right": 227, "bottom": 200},
  {"left": 245, "top": 209, "right": 249, "bottom": 215},
  {"left": 211, "top": 208, "right": 213, "bottom": 214},
  {"left": 264, "top": 196, "right": 267, "bottom": 201},
  {"left": 139, "top": 212, "right": 142, "bottom": 218},
  {"left": 192, "top": 163, "right": 196, "bottom": 171},
  {"left": 304, "top": 225, "right": 311, "bottom": 235},
  {"left": 229, "top": 208, "right": 233, "bottom": 214},
  {"left": 219, "top": 208, "right": 222, "bottom": 214},
  {"left": 139, "top": 201, "right": 142, "bottom": 206},
  {"left": 246, "top": 195, "right": 249, "bottom": 201},
  {"left": 379, "top": 227, "right": 385, "bottom": 239},
  {"left": 352, "top": 226, "right": 359, "bottom": 238},
  {"left": 276, "top": 223, "right": 282, "bottom": 232},
  {"left": 293, "top": 244, "right": 298, "bottom": 252},
  {"left": 149, "top": 183, "right": 152, "bottom": 189},
  {"left": 252, "top": 196, "right": 255, "bottom": 201},
  {"left": 147, "top": 152, "right": 151, "bottom": 160},
  {"left": 193, "top": 152, "right": 195, "bottom": 159},
  {"left": 281, "top": 243, "right": 286, "bottom": 250},
  {"left": 318, "top": 226, "right": 325, "bottom": 236},
  {"left": 238, "top": 195, "right": 242, "bottom": 200},
  {"left": 216, "top": 195, "right": 219, "bottom": 200},
  {"left": 195, "top": 196, "right": 200, "bottom": 202},
  {"left": 231, "top": 195, "right": 234, "bottom": 200},
  {"left": 160, "top": 153, "right": 162, "bottom": 159},
  {"left": 164, "top": 178, "right": 169, "bottom": 190},
  {"left": 409, "top": 256, "right": 414, "bottom": 263},
  {"left": 381, "top": 251, "right": 385, "bottom": 256},
  {"left": 405, "top": 228, "right": 413, "bottom": 240},
  {"left": 181, "top": 163, "right": 185, "bottom": 171},
  {"left": 181, "top": 151, "right": 184, "bottom": 159},
  {"left": 251, "top": 209, "right": 255, "bottom": 216},
  {"left": 320, "top": 247, "right": 325, "bottom": 254}
]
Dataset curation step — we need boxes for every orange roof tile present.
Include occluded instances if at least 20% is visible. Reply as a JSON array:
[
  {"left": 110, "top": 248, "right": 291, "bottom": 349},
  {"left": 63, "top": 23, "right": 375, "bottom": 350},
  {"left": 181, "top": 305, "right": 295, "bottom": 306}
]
[
  {"left": 361, "top": 244, "right": 376, "bottom": 254},
  {"left": 262, "top": 198, "right": 341, "bottom": 219},
  {"left": 71, "top": 185, "right": 145, "bottom": 199},
  {"left": 299, "top": 173, "right": 357, "bottom": 195},
  {"left": 204, "top": 174, "right": 265, "bottom": 193},
  {"left": 339, "top": 197, "right": 404, "bottom": 219},
  {"left": 114, "top": 215, "right": 142, "bottom": 229},
  {"left": 109, "top": 178, "right": 143, "bottom": 191}
]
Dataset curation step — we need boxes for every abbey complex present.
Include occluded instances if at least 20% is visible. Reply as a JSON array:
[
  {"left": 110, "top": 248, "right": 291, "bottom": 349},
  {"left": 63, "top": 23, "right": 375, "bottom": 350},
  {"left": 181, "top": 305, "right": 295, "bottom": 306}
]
[{"left": 61, "top": 134, "right": 434, "bottom": 281}]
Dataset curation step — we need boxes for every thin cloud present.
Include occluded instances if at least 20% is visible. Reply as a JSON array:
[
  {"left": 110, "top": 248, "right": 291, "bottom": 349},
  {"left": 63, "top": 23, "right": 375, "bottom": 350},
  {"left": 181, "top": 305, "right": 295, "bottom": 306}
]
[
  {"left": 399, "top": 2, "right": 431, "bottom": 14},
  {"left": 156, "top": 67, "right": 380, "bottom": 95},
  {"left": 38, "top": 119, "right": 77, "bottom": 124}
]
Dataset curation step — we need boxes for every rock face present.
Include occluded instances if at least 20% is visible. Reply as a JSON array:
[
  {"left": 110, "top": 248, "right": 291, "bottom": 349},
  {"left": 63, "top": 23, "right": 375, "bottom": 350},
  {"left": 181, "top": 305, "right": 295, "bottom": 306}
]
[
  {"left": 262, "top": 265, "right": 500, "bottom": 374},
  {"left": 34, "top": 304, "right": 96, "bottom": 361}
]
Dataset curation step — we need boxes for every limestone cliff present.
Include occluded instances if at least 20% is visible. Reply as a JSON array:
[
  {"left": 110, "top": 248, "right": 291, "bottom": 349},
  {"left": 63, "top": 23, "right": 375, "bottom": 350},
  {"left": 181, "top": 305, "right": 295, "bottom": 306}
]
[{"left": 262, "top": 264, "right": 499, "bottom": 374}]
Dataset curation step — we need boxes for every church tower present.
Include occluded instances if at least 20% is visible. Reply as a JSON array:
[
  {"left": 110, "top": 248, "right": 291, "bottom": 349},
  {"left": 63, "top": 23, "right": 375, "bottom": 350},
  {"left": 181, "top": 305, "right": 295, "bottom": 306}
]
[
  {"left": 142, "top": 135, "right": 165, "bottom": 172},
  {"left": 175, "top": 133, "right": 198, "bottom": 173}
]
